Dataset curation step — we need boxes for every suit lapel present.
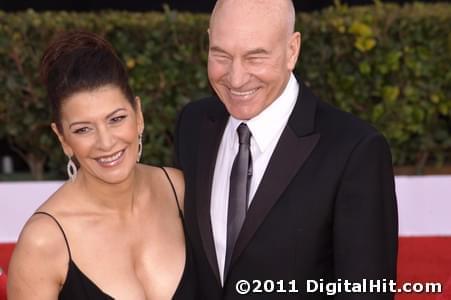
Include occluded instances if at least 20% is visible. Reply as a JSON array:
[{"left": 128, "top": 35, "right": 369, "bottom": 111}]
[
  {"left": 195, "top": 100, "right": 228, "bottom": 284},
  {"left": 229, "top": 81, "right": 321, "bottom": 271}
]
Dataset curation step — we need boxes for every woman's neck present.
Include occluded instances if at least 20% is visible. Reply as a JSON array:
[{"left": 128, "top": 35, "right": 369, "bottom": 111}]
[{"left": 73, "top": 166, "right": 141, "bottom": 214}]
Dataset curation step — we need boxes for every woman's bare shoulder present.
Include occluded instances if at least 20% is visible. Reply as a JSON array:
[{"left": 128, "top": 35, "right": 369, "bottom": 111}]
[
  {"left": 14, "top": 211, "right": 69, "bottom": 263},
  {"left": 138, "top": 164, "right": 185, "bottom": 211},
  {"left": 161, "top": 167, "right": 184, "bottom": 187},
  {"left": 7, "top": 212, "right": 69, "bottom": 299},
  {"left": 160, "top": 166, "right": 185, "bottom": 212}
]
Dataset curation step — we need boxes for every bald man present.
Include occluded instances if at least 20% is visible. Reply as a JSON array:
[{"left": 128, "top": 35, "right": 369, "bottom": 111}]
[{"left": 174, "top": 0, "right": 398, "bottom": 299}]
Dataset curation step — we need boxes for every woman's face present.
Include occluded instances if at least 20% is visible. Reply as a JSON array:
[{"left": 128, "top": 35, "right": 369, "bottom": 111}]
[{"left": 52, "top": 85, "right": 143, "bottom": 184}]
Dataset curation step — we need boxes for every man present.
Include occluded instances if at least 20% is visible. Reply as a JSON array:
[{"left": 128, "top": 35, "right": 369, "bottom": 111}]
[{"left": 174, "top": 0, "right": 398, "bottom": 299}]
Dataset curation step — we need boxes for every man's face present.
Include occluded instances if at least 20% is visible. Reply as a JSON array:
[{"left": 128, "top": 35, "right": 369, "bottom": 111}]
[{"left": 207, "top": 3, "right": 300, "bottom": 120}]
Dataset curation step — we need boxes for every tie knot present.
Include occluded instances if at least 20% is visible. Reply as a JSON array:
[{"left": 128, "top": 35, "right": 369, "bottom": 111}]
[{"left": 237, "top": 123, "right": 251, "bottom": 145}]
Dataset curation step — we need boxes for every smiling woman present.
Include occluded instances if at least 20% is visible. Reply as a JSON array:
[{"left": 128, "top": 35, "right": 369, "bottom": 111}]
[
  {"left": 53, "top": 86, "right": 142, "bottom": 184},
  {"left": 6, "top": 31, "right": 199, "bottom": 300}
]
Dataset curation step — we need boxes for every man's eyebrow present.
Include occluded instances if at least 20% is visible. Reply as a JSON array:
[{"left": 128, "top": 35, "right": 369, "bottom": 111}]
[
  {"left": 209, "top": 46, "right": 229, "bottom": 54},
  {"left": 209, "top": 47, "right": 270, "bottom": 56},
  {"left": 245, "top": 48, "right": 270, "bottom": 56}
]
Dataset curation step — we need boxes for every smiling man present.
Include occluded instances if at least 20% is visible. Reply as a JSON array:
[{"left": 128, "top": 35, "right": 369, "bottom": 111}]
[{"left": 174, "top": 0, "right": 398, "bottom": 299}]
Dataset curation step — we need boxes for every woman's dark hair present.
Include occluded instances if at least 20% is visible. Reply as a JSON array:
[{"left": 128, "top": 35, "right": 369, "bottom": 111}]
[{"left": 40, "top": 30, "right": 135, "bottom": 131}]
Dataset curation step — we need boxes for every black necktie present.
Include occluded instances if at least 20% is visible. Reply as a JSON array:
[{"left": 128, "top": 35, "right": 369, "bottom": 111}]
[{"left": 224, "top": 123, "right": 252, "bottom": 278}]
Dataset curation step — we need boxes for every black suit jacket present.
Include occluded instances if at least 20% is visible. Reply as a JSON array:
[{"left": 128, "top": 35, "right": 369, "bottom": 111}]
[{"left": 174, "top": 81, "right": 398, "bottom": 299}]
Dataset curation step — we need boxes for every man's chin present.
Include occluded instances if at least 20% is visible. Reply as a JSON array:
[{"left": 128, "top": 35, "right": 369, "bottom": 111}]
[{"left": 229, "top": 110, "right": 255, "bottom": 121}]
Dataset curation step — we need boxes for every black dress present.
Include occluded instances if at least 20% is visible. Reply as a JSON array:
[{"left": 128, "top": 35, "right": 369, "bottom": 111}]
[{"left": 34, "top": 167, "right": 198, "bottom": 300}]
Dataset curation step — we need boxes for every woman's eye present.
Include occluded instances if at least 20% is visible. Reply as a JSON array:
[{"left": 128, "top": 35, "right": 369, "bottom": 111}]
[
  {"left": 110, "top": 115, "right": 127, "bottom": 123},
  {"left": 73, "top": 127, "right": 90, "bottom": 134}
]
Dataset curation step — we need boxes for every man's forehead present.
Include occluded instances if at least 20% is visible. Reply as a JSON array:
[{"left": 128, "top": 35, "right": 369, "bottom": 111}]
[{"left": 210, "top": 0, "right": 290, "bottom": 29}]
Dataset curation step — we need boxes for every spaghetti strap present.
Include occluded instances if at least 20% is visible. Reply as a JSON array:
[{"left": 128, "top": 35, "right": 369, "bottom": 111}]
[
  {"left": 160, "top": 167, "right": 184, "bottom": 219},
  {"left": 33, "top": 211, "right": 72, "bottom": 259}
]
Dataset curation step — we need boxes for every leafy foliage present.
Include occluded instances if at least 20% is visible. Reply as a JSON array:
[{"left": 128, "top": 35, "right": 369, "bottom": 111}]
[
  {"left": 297, "top": 3, "right": 451, "bottom": 169},
  {"left": 0, "top": 3, "right": 449, "bottom": 179}
]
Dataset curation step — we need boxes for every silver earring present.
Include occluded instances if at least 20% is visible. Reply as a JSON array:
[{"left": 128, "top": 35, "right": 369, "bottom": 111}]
[
  {"left": 67, "top": 156, "right": 77, "bottom": 181},
  {"left": 137, "top": 134, "right": 142, "bottom": 162}
]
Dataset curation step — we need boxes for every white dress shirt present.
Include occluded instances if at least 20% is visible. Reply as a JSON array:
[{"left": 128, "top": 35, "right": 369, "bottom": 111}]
[{"left": 210, "top": 73, "right": 299, "bottom": 284}]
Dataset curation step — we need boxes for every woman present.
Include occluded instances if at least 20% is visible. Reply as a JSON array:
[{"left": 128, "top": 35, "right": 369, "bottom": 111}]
[{"left": 7, "top": 31, "right": 197, "bottom": 299}]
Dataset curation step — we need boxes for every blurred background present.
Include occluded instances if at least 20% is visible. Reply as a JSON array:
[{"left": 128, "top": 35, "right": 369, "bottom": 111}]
[
  {"left": 0, "top": 0, "right": 446, "bottom": 13},
  {"left": 0, "top": 1, "right": 450, "bottom": 300},
  {"left": 0, "top": 0, "right": 451, "bottom": 180}
]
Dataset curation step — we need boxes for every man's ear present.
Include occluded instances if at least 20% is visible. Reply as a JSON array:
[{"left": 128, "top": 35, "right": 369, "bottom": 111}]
[
  {"left": 135, "top": 96, "right": 144, "bottom": 135},
  {"left": 51, "top": 123, "right": 73, "bottom": 157},
  {"left": 287, "top": 31, "right": 301, "bottom": 71}
]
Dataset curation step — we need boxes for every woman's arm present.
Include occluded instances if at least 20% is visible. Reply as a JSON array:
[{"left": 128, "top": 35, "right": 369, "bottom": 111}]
[{"left": 7, "top": 214, "right": 68, "bottom": 300}]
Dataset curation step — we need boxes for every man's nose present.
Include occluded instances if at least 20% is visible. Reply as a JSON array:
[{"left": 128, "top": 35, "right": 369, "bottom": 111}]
[{"left": 228, "top": 59, "right": 249, "bottom": 88}]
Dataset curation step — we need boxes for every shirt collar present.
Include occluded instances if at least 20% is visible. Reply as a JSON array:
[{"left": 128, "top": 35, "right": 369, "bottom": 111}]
[{"left": 229, "top": 73, "right": 299, "bottom": 152}]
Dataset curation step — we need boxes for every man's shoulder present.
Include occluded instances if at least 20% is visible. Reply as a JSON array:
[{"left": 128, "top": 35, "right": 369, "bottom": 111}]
[
  {"left": 293, "top": 81, "right": 379, "bottom": 141},
  {"left": 309, "top": 97, "right": 391, "bottom": 157},
  {"left": 176, "top": 95, "right": 227, "bottom": 137},
  {"left": 316, "top": 99, "right": 378, "bottom": 136},
  {"left": 181, "top": 95, "right": 226, "bottom": 117}
]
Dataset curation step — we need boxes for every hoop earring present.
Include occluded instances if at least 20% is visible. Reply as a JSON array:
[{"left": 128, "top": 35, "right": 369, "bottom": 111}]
[
  {"left": 67, "top": 156, "right": 77, "bottom": 181},
  {"left": 137, "top": 134, "right": 143, "bottom": 162}
]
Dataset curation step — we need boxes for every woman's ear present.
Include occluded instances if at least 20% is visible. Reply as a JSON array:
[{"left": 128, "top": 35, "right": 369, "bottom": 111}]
[{"left": 51, "top": 123, "right": 73, "bottom": 157}]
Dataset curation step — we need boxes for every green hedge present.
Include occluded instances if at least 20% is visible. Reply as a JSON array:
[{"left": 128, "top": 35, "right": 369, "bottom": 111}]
[{"left": 0, "top": 3, "right": 450, "bottom": 179}]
